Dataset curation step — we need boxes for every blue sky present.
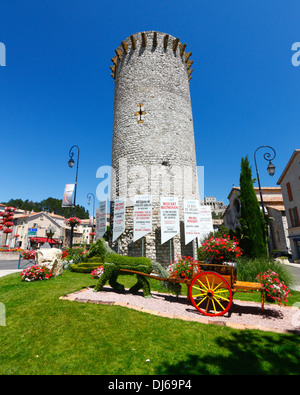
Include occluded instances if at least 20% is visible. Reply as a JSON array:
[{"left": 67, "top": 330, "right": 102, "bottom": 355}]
[{"left": 1, "top": 0, "right": 299, "bottom": 216}]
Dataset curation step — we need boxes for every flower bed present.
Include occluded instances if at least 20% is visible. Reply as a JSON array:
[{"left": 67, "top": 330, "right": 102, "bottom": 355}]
[
  {"left": 256, "top": 269, "right": 291, "bottom": 305},
  {"left": 21, "top": 250, "right": 36, "bottom": 260},
  {"left": 91, "top": 266, "right": 104, "bottom": 279},
  {"left": 20, "top": 265, "right": 52, "bottom": 282}
]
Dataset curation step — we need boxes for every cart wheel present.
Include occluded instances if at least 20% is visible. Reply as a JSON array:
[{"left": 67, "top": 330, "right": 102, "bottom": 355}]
[{"left": 189, "top": 271, "right": 233, "bottom": 317}]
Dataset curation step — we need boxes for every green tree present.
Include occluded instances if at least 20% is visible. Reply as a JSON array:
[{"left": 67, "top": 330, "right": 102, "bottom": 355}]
[
  {"left": 238, "top": 156, "right": 268, "bottom": 258},
  {"left": 2, "top": 197, "right": 89, "bottom": 219}
]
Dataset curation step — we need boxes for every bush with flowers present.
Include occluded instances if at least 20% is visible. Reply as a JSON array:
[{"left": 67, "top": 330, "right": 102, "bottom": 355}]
[
  {"left": 198, "top": 235, "right": 243, "bottom": 264},
  {"left": 20, "top": 265, "right": 52, "bottom": 282},
  {"left": 21, "top": 250, "right": 36, "bottom": 260},
  {"left": 62, "top": 250, "right": 68, "bottom": 258},
  {"left": 91, "top": 265, "right": 104, "bottom": 279},
  {"left": 256, "top": 269, "right": 291, "bottom": 305},
  {"left": 167, "top": 255, "right": 200, "bottom": 279}
]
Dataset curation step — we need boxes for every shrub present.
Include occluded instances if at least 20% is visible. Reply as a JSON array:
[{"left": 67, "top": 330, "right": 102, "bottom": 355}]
[
  {"left": 87, "top": 256, "right": 103, "bottom": 263},
  {"left": 238, "top": 156, "right": 268, "bottom": 258},
  {"left": 70, "top": 262, "right": 101, "bottom": 273},
  {"left": 66, "top": 247, "right": 85, "bottom": 255},
  {"left": 87, "top": 239, "right": 107, "bottom": 261},
  {"left": 236, "top": 256, "right": 292, "bottom": 286}
]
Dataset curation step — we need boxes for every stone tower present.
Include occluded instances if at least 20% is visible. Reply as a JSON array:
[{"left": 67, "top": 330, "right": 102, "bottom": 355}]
[{"left": 110, "top": 31, "right": 200, "bottom": 265}]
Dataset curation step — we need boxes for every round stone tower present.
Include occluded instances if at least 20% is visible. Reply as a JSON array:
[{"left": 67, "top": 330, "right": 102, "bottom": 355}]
[{"left": 109, "top": 31, "right": 200, "bottom": 265}]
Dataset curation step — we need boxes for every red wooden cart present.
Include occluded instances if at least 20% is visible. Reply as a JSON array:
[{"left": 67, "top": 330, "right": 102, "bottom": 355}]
[{"left": 121, "top": 262, "right": 265, "bottom": 317}]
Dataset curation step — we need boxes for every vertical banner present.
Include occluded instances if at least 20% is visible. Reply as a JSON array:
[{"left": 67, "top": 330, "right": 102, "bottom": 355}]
[
  {"left": 133, "top": 195, "right": 152, "bottom": 242},
  {"left": 112, "top": 198, "right": 126, "bottom": 242},
  {"left": 96, "top": 200, "right": 107, "bottom": 240},
  {"left": 160, "top": 196, "right": 179, "bottom": 244},
  {"left": 61, "top": 184, "right": 75, "bottom": 207},
  {"left": 184, "top": 199, "right": 201, "bottom": 245},
  {"left": 198, "top": 205, "right": 214, "bottom": 244}
]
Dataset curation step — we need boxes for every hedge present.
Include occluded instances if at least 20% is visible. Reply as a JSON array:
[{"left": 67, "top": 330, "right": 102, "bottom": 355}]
[
  {"left": 104, "top": 253, "right": 152, "bottom": 273},
  {"left": 70, "top": 262, "right": 102, "bottom": 273}
]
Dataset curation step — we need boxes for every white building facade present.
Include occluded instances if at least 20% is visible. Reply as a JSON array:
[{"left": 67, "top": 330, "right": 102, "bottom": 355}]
[{"left": 277, "top": 149, "right": 300, "bottom": 261}]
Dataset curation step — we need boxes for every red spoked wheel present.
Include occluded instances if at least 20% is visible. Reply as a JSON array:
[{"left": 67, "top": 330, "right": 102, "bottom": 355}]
[{"left": 189, "top": 271, "right": 233, "bottom": 317}]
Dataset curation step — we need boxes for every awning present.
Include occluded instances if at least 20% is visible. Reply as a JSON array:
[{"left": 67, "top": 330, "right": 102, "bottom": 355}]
[{"left": 30, "top": 237, "right": 62, "bottom": 244}]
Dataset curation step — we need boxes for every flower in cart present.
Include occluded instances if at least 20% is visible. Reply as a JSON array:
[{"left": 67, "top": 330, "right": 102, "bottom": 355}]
[
  {"left": 167, "top": 255, "right": 200, "bottom": 279},
  {"left": 65, "top": 217, "right": 82, "bottom": 227},
  {"left": 91, "top": 266, "right": 104, "bottom": 279},
  {"left": 199, "top": 236, "right": 243, "bottom": 263},
  {"left": 256, "top": 269, "right": 290, "bottom": 306}
]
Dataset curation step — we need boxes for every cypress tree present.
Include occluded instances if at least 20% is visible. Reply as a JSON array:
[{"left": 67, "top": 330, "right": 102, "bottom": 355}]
[{"left": 238, "top": 156, "right": 268, "bottom": 257}]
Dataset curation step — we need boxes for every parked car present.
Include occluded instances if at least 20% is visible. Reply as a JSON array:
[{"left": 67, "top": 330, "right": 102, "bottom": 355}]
[{"left": 271, "top": 250, "right": 292, "bottom": 260}]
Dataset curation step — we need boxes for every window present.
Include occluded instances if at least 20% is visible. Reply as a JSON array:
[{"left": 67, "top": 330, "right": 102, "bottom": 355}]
[
  {"left": 286, "top": 182, "right": 293, "bottom": 201},
  {"left": 289, "top": 207, "right": 300, "bottom": 227}
]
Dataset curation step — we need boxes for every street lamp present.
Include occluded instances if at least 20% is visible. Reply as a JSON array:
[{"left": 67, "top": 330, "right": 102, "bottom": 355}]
[
  {"left": 46, "top": 225, "right": 56, "bottom": 248},
  {"left": 68, "top": 145, "right": 80, "bottom": 249},
  {"left": 254, "top": 145, "right": 276, "bottom": 217}
]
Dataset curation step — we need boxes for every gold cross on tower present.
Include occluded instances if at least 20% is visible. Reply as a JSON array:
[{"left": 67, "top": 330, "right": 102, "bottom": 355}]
[{"left": 134, "top": 104, "right": 146, "bottom": 124}]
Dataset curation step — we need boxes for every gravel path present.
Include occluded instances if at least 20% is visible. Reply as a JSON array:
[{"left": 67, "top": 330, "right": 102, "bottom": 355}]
[{"left": 61, "top": 286, "right": 300, "bottom": 335}]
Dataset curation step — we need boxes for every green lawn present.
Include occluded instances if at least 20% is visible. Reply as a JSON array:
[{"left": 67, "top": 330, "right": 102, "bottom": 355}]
[{"left": 0, "top": 270, "right": 299, "bottom": 375}]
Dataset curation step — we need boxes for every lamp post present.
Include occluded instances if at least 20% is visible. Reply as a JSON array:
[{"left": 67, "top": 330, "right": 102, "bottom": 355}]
[
  {"left": 46, "top": 225, "right": 56, "bottom": 248},
  {"left": 68, "top": 145, "right": 80, "bottom": 249},
  {"left": 254, "top": 145, "right": 276, "bottom": 217}
]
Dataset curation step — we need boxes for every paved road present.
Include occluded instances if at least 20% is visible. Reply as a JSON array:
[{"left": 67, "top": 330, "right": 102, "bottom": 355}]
[
  {"left": 0, "top": 260, "right": 300, "bottom": 290},
  {"left": 283, "top": 262, "right": 300, "bottom": 291},
  {"left": 0, "top": 259, "right": 31, "bottom": 277}
]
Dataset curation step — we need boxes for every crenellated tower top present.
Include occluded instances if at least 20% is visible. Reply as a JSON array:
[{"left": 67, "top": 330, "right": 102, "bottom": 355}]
[{"left": 110, "top": 31, "right": 193, "bottom": 83}]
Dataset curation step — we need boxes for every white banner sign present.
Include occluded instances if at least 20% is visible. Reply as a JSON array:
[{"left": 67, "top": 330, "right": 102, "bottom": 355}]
[
  {"left": 198, "top": 205, "right": 214, "bottom": 243},
  {"left": 184, "top": 199, "right": 201, "bottom": 245},
  {"left": 96, "top": 200, "right": 107, "bottom": 240},
  {"left": 62, "top": 184, "right": 75, "bottom": 207},
  {"left": 133, "top": 195, "right": 152, "bottom": 242},
  {"left": 160, "top": 196, "right": 179, "bottom": 244},
  {"left": 112, "top": 198, "right": 126, "bottom": 242}
]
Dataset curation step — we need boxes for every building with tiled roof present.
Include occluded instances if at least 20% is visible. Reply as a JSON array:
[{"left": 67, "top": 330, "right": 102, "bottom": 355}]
[{"left": 223, "top": 186, "right": 289, "bottom": 253}]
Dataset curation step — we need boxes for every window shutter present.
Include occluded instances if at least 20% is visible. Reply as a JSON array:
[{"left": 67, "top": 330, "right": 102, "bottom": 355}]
[
  {"left": 289, "top": 208, "right": 295, "bottom": 227},
  {"left": 286, "top": 182, "right": 293, "bottom": 201},
  {"left": 295, "top": 207, "right": 300, "bottom": 226}
]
